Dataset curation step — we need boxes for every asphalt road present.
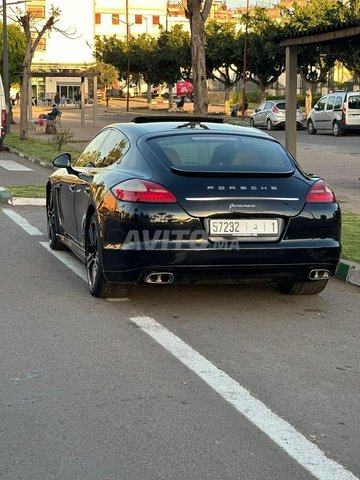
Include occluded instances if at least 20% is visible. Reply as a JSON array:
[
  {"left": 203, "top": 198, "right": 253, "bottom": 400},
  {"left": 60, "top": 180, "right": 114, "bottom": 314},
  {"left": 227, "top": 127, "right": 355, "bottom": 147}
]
[{"left": 1, "top": 204, "right": 360, "bottom": 479}]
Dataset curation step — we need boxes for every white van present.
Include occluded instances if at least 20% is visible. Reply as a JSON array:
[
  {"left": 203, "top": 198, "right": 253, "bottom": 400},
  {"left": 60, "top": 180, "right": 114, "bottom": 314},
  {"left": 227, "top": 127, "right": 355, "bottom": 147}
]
[
  {"left": 307, "top": 90, "right": 360, "bottom": 136},
  {"left": 0, "top": 74, "right": 7, "bottom": 145}
]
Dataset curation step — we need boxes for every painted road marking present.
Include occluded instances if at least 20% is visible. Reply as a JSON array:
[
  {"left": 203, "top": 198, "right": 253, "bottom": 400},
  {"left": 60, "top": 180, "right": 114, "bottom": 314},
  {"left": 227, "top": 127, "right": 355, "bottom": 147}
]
[
  {"left": 130, "top": 315, "right": 359, "bottom": 480},
  {"left": 40, "top": 242, "right": 87, "bottom": 282},
  {"left": 2, "top": 208, "right": 43, "bottom": 235},
  {"left": 0, "top": 160, "right": 33, "bottom": 171}
]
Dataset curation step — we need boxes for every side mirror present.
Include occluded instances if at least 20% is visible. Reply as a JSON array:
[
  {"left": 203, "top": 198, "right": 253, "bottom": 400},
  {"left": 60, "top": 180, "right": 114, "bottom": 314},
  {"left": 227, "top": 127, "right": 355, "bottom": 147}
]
[
  {"left": 53, "top": 152, "right": 71, "bottom": 168},
  {"left": 313, "top": 104, "right": 319, "bottom": 111},
  {"left": 254, "top": 108, "right": 260, "bottom": 113}
]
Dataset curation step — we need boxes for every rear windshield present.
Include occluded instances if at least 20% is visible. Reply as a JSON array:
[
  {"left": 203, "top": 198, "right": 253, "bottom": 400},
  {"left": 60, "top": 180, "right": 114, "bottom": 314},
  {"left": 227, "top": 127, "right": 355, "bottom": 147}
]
[
  {"left": 348, "top": 95, "right": 360, "bottom": 110},
  {"left": 275, "top": 103, "right": 301, "bottom": 110},
  {"left": 148, "top": 134, "right": 294, "bottom": 174}
]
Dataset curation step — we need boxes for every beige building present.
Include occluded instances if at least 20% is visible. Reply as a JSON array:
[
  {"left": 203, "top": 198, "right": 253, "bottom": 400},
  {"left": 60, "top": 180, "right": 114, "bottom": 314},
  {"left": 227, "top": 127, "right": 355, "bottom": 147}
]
[{"left": 94, "top": 0, "right": 168, "bottom": 39}]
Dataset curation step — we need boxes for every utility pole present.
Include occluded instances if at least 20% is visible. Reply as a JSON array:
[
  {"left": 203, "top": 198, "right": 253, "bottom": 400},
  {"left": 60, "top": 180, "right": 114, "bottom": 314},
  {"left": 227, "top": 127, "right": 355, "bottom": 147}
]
[
  {"left": 126, "top": 0, "right": 130, "bottom": 112},
  {"left": 241, "top": 0, "right": 250, "bottom": 119},
  {"left": 2, "top": 0, "right": 10, "bottom": 134}
]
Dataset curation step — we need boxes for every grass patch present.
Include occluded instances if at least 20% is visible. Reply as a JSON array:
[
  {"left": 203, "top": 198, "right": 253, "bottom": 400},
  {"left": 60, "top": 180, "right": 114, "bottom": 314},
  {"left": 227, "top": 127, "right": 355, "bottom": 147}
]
[
  {"left": 342, "top": 212, "right": 360, "bottom": 263},
  {"left": 7, "top": 184, "right": 46, "bottom": 198},
  {"left": 4, "top": 132, "right": 80, "bottom": 163}
]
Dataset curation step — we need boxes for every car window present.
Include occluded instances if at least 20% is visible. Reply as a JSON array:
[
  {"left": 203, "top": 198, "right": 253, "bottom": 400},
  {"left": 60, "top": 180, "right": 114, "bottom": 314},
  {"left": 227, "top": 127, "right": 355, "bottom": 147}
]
[
  {"left": 276, "top": 102, "right": 286, "bottom": 110},
  {"left": 326, "top": 96, "right": 335, "bottom": 111},
  {"left": 264, "top": 102, "right": 273, "bottom": 110},
  {"left": 257, "top": 103, "right": 265, "bottom": 111},
  {"left": 94, "top": 129, "right": 128, "bottom": 168},
  {"left": 316, "top": 97, "right": 327, "bottom": 112},
  {"left": 334, "top": 96, "right": 343, "bottom": 110},
  {"left": 74, "top": 130, "right": 109, "bottom": 167},
  {"left": 148, "top": 135, "right": 294, "bottom": 174},
  {"left": 348, "top": 95, "right": 360, "bottom": 110}
]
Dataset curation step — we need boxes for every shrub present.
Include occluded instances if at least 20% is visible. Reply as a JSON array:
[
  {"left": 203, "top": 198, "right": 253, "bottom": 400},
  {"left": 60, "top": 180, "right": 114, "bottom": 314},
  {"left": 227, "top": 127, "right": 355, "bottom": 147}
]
[{"left": 48, "top": 128, "right": 74, "bottom": 151}]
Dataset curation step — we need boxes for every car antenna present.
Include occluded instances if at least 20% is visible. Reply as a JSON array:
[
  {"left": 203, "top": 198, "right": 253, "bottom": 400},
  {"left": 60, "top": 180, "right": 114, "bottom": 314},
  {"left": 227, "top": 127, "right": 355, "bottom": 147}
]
[{"left": 176, "top": 121, "right": 209, "bottom": 130}]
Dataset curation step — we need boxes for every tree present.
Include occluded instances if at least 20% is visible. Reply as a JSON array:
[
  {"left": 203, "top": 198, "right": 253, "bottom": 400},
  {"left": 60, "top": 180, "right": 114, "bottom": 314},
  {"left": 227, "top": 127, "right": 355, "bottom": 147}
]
[
  {"left": 14, "top": 6, "right": 61, "bottom": 140},
  {"left": 92, "top": 61, "right": 119, "bottom": 98},
  {"left": 281, "top": 0, "right": 347, "bottom": 114},
  {"left": 156, "top": 25, "right": 191, "bottom": 109},
  {"left": 206, "top": 21, "right": 243, "bottom": 115},
  {"left": 0, "top": 22, "right": 26, "bottom": 125},
  {"left": 246, "top": 8, "right": 285, "bottom": 103},
  {"left": 128, "top": 34, "right": 161, "bottom": 106},
  {"left": 185, "top": 0, "right": 213, "bottom": 115},
  {"left": 0, "top": 22, "right": 26, "bottom": 86}
]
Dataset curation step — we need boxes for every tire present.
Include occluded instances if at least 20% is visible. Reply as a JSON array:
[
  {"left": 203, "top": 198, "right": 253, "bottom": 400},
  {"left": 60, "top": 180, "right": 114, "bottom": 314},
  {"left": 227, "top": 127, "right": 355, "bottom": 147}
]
[
  {"left": 86, "top": 214, "right": 131, "bottom": 298},
  {"left": 250, "top": 117, "right": 255, "bottom": 127},
  {"left": 162, "top": 93, "right": 169, "bottom": 100},
  {"left": 267, "top": 119, "right": 274, "bottom": 131},
  {"left": 333, "top": 121, "right": 343, "bottom": 137},
  {"left": 278, "top": 279, "right": 328, "bottom": 295},
  {"left": 307, "top": 119, "right": 317, "bottom": 135},
  {"left": 47, "top": 191, "right": 66, "bottom": 250}
]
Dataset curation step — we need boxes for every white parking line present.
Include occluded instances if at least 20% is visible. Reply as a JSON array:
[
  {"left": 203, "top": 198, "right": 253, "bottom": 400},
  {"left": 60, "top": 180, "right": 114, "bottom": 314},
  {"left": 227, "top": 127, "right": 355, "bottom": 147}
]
[
  {"left": 40, "top": 242, "right": 87, "bottom": 282},
  {"left": 131, "top": 315, "right": 359, "bottom": 480},
  {"left": 2, "top": 208, "right": 43, "bottom": 235},
  {"left": 0, "top": 160, "right": 33, "bottom": 171}
]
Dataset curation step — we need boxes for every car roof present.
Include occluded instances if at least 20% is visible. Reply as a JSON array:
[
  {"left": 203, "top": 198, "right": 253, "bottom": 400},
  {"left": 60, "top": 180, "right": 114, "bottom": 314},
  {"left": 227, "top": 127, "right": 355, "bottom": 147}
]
[{"left": 105, "top": 117, "right": 275, "bottom": 141}]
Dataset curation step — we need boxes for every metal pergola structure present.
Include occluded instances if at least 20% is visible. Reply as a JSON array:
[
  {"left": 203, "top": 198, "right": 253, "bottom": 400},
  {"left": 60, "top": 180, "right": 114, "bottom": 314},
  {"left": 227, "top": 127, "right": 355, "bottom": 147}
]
[
  {"left": 29, "top": 69, "right": 98, "bottom": 128},
  {"left": 277, "top": 21, "right": 360, "bottom": 159}
]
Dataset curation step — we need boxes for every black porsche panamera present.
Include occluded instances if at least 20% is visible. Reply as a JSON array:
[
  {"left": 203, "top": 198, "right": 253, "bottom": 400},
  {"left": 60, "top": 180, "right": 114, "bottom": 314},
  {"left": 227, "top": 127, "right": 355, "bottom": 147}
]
[{"left": 46, "top": 116, "right": 341, "bottom": 298}]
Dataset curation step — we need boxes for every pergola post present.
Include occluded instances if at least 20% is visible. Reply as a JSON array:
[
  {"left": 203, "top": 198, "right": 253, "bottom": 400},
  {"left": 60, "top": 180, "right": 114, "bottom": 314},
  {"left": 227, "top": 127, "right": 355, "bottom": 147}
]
[
  {"left": 81, "top": 76, "right": 86, "bottom": 126},
  {"left": 285, "top": 46, "right": 297, "bottom": 158}
]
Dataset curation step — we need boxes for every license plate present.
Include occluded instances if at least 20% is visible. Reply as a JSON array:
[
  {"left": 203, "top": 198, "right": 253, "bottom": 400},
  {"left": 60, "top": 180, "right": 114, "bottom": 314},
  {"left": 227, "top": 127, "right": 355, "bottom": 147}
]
[{"left": 209, "top": 219, "right": 279, "bottom": 236}]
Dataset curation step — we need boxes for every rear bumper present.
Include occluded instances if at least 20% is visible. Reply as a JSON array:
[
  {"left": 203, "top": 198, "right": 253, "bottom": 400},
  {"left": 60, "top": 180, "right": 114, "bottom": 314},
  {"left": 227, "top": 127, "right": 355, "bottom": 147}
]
[{"left": 102, "top": 242, "right": 340, "bottom": 284}]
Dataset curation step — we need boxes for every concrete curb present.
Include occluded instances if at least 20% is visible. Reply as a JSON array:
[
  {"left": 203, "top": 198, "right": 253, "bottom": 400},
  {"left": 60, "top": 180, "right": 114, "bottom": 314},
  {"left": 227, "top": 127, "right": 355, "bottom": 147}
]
[
  {"left": 9, "top": 197, "right": 46, "bottom": 206},
  {"left": 335, "top": 259, "right": 360, "bottom": 287},
  {"left": 4, "top": 145, "right": 55, "bottom": 170}
]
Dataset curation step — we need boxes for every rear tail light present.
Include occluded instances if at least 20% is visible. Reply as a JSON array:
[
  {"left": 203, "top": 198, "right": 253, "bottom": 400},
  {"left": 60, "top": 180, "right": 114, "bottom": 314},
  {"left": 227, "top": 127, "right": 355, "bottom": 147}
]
[
  {"left": 341, "top": 103, "right": 347, "bottom": 124},
  {"left": 305, "top": 180, "right": 336, "bottom": 203},
  {"left": 272, "top": 105, "right": 279, "bottom": 113},
  {"left": 1, "top": 109, "right": 6, "bottom": 136},
  {"left": 111, "top": 179, "right": 177, "bottom": 203}
]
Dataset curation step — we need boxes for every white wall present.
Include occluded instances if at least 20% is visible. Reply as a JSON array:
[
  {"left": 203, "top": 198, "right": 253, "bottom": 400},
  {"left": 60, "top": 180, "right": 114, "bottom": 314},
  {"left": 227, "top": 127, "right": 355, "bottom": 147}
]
[{"left": 32, "top": 0, "right": 95, "bottom": 67}]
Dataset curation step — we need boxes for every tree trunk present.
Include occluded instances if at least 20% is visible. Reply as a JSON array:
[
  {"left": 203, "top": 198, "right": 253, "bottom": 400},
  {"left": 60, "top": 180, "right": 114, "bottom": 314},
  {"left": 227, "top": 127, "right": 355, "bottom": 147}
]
[
  {"left": 259, "top": 84, "right": 267, "bottom": 104},
  {"left": 188, "top": 0, "right": 211, "bottom": 115},
  {"left": 20, "top": 63, "right": 31, "bottom": 140},
  {"left": 168, "top": 83, "right": 174, "bottom": 110},
  {"left": 224, "top": 84, "right": 231, "bottom": 116},
  {"left": 305, "top": 82, "right": 312, "bottom": 117},
  {"left": 146, "top": 82, "right": 152, "bottom": 107}
]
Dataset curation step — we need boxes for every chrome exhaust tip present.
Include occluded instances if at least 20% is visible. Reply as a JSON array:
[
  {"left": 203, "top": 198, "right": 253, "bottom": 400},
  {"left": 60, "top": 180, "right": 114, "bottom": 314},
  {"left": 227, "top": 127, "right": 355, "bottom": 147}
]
[
  {"left": 144, "top": 272, "right": 174, "bottom": 284},
  {"left": 309, "top": 269, "right": 332, "bottom": 281}
]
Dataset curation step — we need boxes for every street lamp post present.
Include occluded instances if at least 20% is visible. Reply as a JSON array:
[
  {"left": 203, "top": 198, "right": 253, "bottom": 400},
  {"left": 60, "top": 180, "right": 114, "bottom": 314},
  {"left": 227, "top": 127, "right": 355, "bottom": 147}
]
[
  {"left": 241, "top": 0, "right": 250, "bottom": 119},
  {"left": 125, "top": 0, "right": 130, "bottom": 112}
]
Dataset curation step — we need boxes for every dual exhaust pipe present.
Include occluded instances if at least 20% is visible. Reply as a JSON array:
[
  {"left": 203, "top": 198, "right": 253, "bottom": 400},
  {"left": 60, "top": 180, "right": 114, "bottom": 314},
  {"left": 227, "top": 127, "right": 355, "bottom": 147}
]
[
  {"left": 309, "top": 269, "right": 331, "bottom": 280},
  {"left": 144, "top": 272, "right": 174, "bottom": 284}
]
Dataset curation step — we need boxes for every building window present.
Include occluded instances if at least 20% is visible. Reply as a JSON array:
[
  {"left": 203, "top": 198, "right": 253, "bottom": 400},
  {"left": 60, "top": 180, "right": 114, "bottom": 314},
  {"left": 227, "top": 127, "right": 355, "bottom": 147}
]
[
  {"left": 31, "top": 36, "right": 46, "bottom": 51},
  {"left": 112, "top": 13, "right": 119, "bottom": 25},
  {"left": 153, "top": 15, "right": 160, "bottom": 25},
  {"left": 135, "top": 15, "right": 142, "bottom": 24},
  {"left": 28, "top": 7, "right": 45, "bottom": 18},
  {"left": 95, "top": 13, "right": 101, "bottom": 24}
]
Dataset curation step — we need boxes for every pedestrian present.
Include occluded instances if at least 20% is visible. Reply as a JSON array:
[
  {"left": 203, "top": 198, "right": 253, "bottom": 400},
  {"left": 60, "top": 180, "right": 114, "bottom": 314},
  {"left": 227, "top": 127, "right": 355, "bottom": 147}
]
[
  {"left": 15, "top": 91, "right": 20, "bottom": 106},
  {"left": 54, "top": 92, "right": 60, "bottom": 107},
  {"left": 60, "top": 95, "right": 67, "bottom": 108}
]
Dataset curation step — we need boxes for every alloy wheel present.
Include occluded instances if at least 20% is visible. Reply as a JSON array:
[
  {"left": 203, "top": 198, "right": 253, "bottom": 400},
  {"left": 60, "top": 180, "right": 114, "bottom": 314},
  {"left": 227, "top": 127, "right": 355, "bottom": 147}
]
[{"left": 86, "top": 220, "right": 99, "bottom": 290}]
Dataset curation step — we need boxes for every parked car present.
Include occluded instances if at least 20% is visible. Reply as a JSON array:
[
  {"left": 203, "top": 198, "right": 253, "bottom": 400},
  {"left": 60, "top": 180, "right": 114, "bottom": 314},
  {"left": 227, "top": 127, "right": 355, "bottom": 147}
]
[
  {"left": 250, "top": 100, "right": 305, "bottom": 130},
  {"left": 307, "top": 90, "right": 360, "bottom": 136},
  {"left": 47, "top": 116, "right": 340, "bottom": 298}
]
